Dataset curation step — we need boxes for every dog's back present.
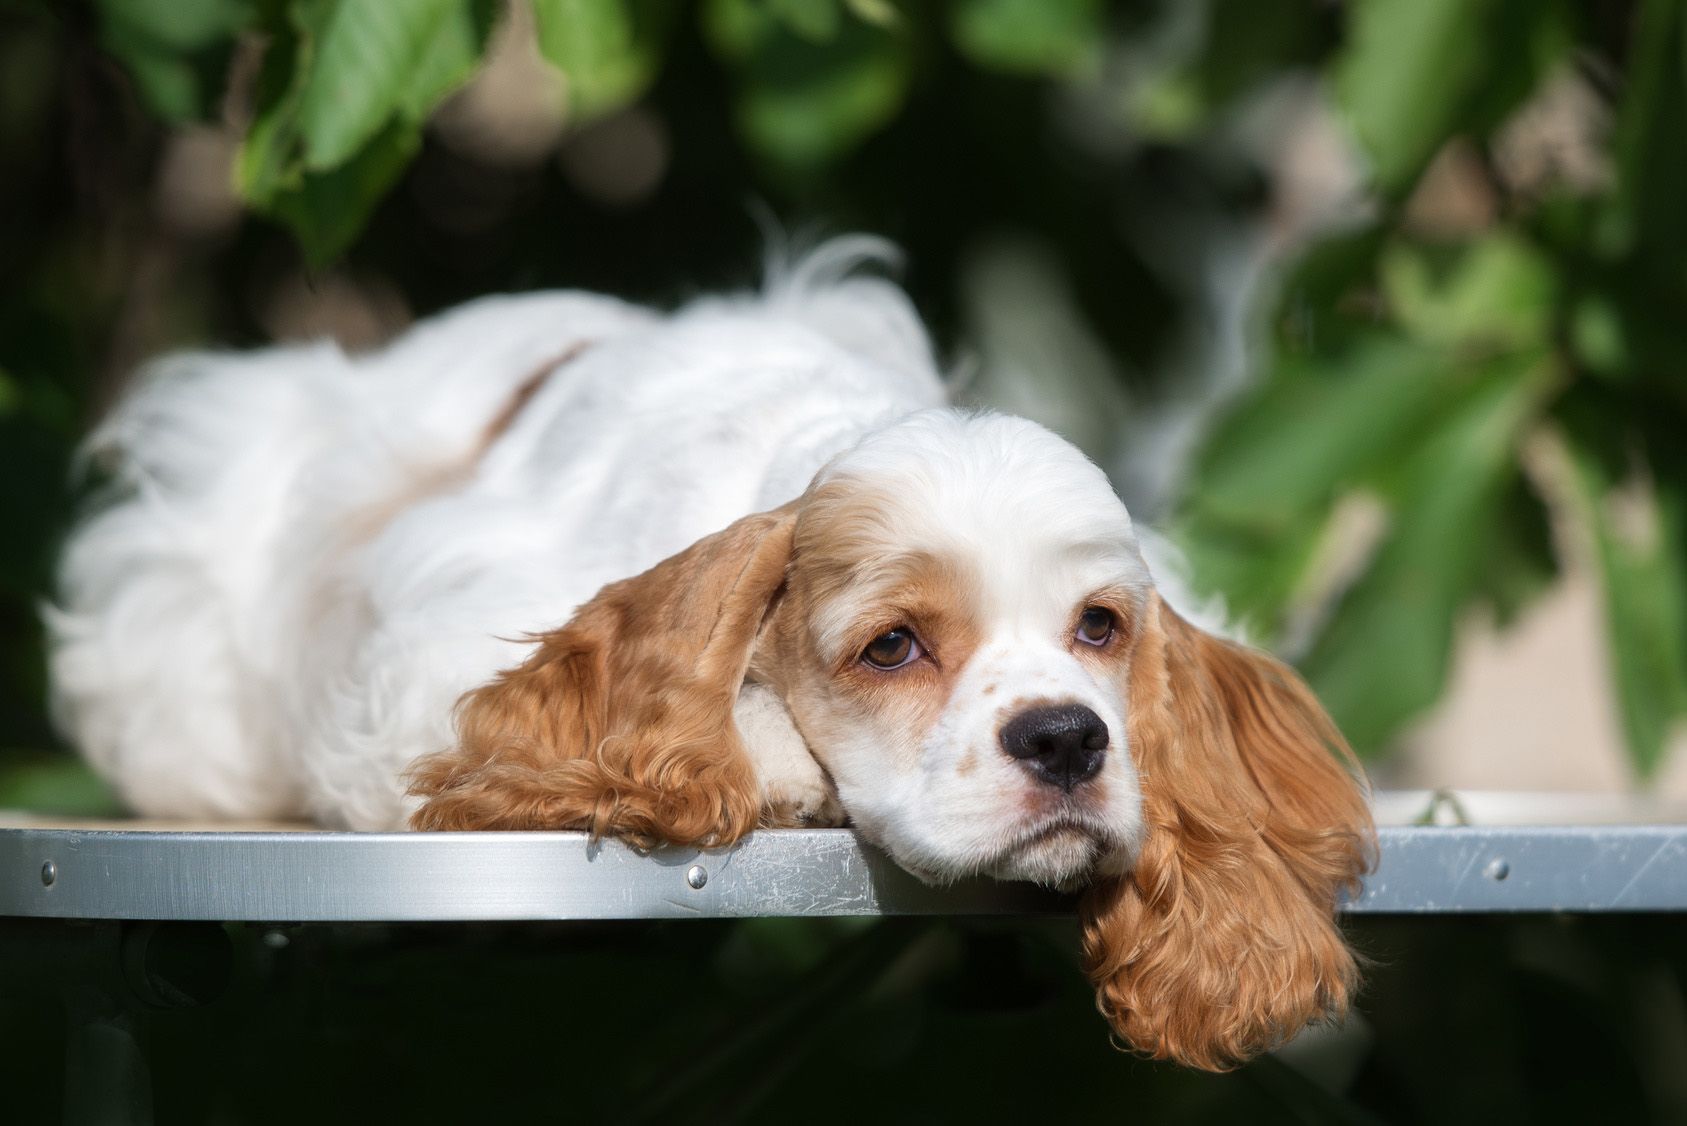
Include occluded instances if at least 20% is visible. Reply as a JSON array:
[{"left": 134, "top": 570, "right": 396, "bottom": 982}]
[
  {"left": 47, "top": 292, "right": 653, "bottom": 820},
  {"left": 48, "top": 244, "right": 945, "bottom": 826}
]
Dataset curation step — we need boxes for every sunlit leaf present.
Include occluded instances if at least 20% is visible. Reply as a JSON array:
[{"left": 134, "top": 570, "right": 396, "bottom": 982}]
[
  {"left": 1335, "top": 0, "right": 1489, "bottom": 191},
  {"left": 401, "top": 0, "right": 497, "bottom": 121},
  {"left": 1300, "top": 350, "right": 1554, "bottom": 752},
  {"left": 766, "top": 0, "right": 842, "bottom": 42},
  {"left": 1563, "top": 432, "right": 1687, "bottom": 778},
  {"left": 296, "top": 0, "right": 459, "bottom": 170},
  {"left": 1191, "top": 336, "right": 1464, "bottom": 523},
  {"left": 1380, "top": 232, "right": 1556, "bottom": 350},
  {"left": 1335, "top": 0, "right": 1569, "bottom": 194},
  {"left": 949, "top": 0, "right": 1102, "bottom": 77},
  {"left": 532, "top": 0, "right": 673, "bottom": 121},
  {"left": 843, "top": 0, "right": 899, "bottom": 29},
  {"left": 0, "top": 753, "right": 122, "bottom": 817},
  {"left": 97, "top": 0, "right": 250, "bottom": 52},
  {"left": 1172, "top": 505, "right": 1330, "bottom": 640},
  {"left": 1128, "top": 71, "right": 1207, "bottom": 142},
  {"left": 236, "top": 0, "right": 493, "bottom": 263}
]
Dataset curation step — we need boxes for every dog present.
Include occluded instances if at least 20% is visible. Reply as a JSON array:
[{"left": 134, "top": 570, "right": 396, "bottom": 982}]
[{"left": 47, "top": 239, "right": 1373, "bottom": 1069}]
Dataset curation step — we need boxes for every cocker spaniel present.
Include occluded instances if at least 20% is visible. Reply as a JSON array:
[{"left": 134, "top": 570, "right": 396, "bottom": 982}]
[{"left": 48, "top": 240, "right": 1373, "bottom": 1070}]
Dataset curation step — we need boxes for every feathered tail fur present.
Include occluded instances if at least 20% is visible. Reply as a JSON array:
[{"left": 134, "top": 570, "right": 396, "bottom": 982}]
[{"left": 47, "top": 293, "right": 651, "bottom": 818}]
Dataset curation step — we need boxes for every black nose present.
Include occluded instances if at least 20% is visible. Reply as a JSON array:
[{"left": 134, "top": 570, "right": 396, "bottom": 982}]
[{"left": 999, "top": 704, "right": 1109, "bottom": 792}]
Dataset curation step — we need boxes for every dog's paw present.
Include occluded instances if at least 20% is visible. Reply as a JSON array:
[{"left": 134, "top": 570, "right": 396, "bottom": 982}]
[
  {"left": 735, "top": 682, "right": 846, "bottom": 828},
  {"left": 760, "top": 754, "right": 846, "bottom": 828}
]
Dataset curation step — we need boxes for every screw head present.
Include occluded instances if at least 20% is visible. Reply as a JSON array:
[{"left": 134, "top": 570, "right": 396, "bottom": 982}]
[
  {"left": 685, "top": 864, "right": 709, "bottom": 890},
  {"left": 40, "top": 861, "right": 56, "bottom": 887},
  {"left": 1485, "top": 858, "right": 1510, "bottom": 882}
]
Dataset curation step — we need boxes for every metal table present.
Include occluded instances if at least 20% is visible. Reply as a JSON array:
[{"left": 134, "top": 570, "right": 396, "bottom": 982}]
[
  {"left": 5, "top": 790, "right": 1687, "bottom": 921},
  {"left": 4, "top": 790, "right": 1685, "bottom": 1125}
]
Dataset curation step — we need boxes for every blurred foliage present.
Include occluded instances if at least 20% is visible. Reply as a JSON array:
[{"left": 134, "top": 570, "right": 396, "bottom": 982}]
[
  {"left": 1, "top": 0, "right": 1684, "bottom": 789},
  {"left": 1181, "top": 0, "right": 1687, "bottom": 774}
]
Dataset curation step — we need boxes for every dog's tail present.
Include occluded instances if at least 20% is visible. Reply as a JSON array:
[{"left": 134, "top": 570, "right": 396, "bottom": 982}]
[
  {"left": 46, "top": 293, "right": 650, "bottom": 819},
  {"left": 760, "top": 232, "right": 941, "bottom": 388}
]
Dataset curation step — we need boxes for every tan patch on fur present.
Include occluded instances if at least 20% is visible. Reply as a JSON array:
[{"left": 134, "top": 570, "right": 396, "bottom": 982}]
[
  {"left": 477, "top": 342, "right": 591, "bottom": 449},
  {"left": 755, "top": 477, "right": 988, "bottom": 763},
  {"left": 1079, "top": 594, "right": 1375, "bottom": 1071},
  {"left": 407, "top": 502, "right": 795, "bottom": 846},
  {"left": 982, "top": 683, "right": 996, "bottom": 696},
  {"left": 342, "top": 343, "right": 592, "bottom": 545}
]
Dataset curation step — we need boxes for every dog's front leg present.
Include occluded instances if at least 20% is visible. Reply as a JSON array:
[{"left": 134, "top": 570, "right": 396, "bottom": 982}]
[{"left": 734, "top": 682, "right": 845, "bottom": 828}]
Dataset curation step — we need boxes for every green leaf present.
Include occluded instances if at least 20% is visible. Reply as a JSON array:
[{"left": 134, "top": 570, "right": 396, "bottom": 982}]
[
  {"left": 0, "top": 754, "right": 123, "bottom": 818},
  {"left": 1300, "top": 350, "right": 1554, "bottom": 752},
  {"left": 1335, "top": 0, "right": 1490, "bottom": 191},
  {"left": 843, "top": 0, "right": 899, "bottom": 28},
  {"left": 1334, "top": 0, "right": 1569, "bottom": 195},
  {"left": 1380, "top": 232, "right": 1557, "bottom": 350},
  {"left": 97, "top": 0, "right": 251, "bottom": 53},
  {"left": 1469, "top": 473, "right": 1558, "bottom": 629},
  {"left": 1180, "top": 333, "right": 1526, "bottom": 650},
  {"left": 766, "top": 0, "right": 842, "bottom": 42},
  {"left": 106, "top": 44, "right": 204, "bottom": 121},
  {"left": 948, "top": 0, "right": 1102, "bottom": 77},
  {"left": 95, "top": 0, "right": 252, "bottom": 121},
  {"left": 401, "top": 0, "right": 498, "bottom": 121},
  {"left": 236, "top": 0, "right": 493, "bottom": 263},
  {"left": 1191, "top": 336, "right": 1466, "bottom": 523},
  {"left": 296, "top": 0, "right": 460, "bottom": 170},
  {"left": 1172, "top": 506, "right": 1331, "bottom": 639},
  {"left": 531, "top": 0, "right": 673, "bottom": 122},
  {"left": 705, "top": 0, "right": 911, "bottom": 170},
  {"left": 1563, "top": 434, "right": 1687, "bottom": 779},
  {"left": 268, "top": 120, "right": 422, "bottom": 268},
  {"left": 1609, "top": 0, "right": 1687, "bottom": 277}
]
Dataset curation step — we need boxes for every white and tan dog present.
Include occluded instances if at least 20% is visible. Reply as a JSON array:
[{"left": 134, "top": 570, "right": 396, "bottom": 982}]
[{"left": 48, "top": 240, "right": 1372, "bottom": 1069}]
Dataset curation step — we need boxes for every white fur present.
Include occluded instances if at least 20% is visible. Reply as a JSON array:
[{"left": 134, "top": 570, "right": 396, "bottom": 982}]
[{"left": 49, "top": 243, "right": 1197, "bottom": 887}]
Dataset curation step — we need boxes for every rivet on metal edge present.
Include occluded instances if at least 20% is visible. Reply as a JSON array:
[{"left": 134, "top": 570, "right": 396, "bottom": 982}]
[
  {"left": 40, "top": 861, "right": 56, "bottom": 887},
  {"left": 686, "top": 864, "right": 708, "bottom": 890},
  {"left": 1485, "top": 858, "right": 1510, "bottom": 882}
]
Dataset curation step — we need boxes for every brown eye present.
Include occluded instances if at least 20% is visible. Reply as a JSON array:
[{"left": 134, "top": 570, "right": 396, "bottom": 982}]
[
  {"left": 1076, "top": 607, "right": 1115, "bottom": 647},
  {"left": 861, "top": 628, "right": 922, "bottom": 669}
]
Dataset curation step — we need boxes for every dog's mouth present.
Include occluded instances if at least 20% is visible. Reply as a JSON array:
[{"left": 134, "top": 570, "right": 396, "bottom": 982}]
[{"left": 984, "top": 818, "right": 1112, "bottom": 891}]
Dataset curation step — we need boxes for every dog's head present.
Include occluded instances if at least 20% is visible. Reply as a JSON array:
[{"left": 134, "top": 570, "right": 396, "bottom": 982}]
[
  {"left": 761, "top": 411, "right": 1151, "bottom": 889},
  {"left": 410, "top": 408, "right": 1374, "bottom": 1070}
]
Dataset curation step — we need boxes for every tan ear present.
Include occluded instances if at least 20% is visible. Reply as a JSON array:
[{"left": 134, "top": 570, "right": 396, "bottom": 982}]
[
  {"left": 1081, "top": 595, "right": 1375, "bottom": 1070},
  {"left": 407, "top": 506, "right": 796, "bottom": 846}
]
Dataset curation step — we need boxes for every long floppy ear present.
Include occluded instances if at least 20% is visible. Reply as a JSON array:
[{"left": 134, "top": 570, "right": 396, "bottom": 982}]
[
  {"left": 407, "top": 506, "right": 796, "bottom": 846},
  {"left": 1081, "top": 595, "right": 1375, "bottom": 1071}
]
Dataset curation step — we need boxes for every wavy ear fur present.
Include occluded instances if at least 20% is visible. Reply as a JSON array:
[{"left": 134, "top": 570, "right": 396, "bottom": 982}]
[
  {"left": 407, "top": 507, "right": 796, "bottom": 846},
  {"left": 1081, "top": 595, "right": 1375, "bottom": 1070}
]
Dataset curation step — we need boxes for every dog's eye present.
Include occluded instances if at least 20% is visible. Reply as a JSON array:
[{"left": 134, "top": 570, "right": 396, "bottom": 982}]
[
  {"left": 861, "top": 628, "right": 922, "bottom": 669},
  {"left": 1076, "top": 607, "right": 1115, "bottom": 647}
]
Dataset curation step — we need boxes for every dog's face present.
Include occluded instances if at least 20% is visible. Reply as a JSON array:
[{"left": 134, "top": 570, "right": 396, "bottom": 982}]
[
  {"left": 411, "top": 407, "right": 1374, "bottom": 1071},
  {"left": 760, "top": 412, "right": 1147, "bottom": 889}
]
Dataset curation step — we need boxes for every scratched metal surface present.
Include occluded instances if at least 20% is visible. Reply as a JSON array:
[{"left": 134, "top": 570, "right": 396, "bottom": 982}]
[{"left": 2, "top": 824, "right": 1685, "bottom": 921}]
